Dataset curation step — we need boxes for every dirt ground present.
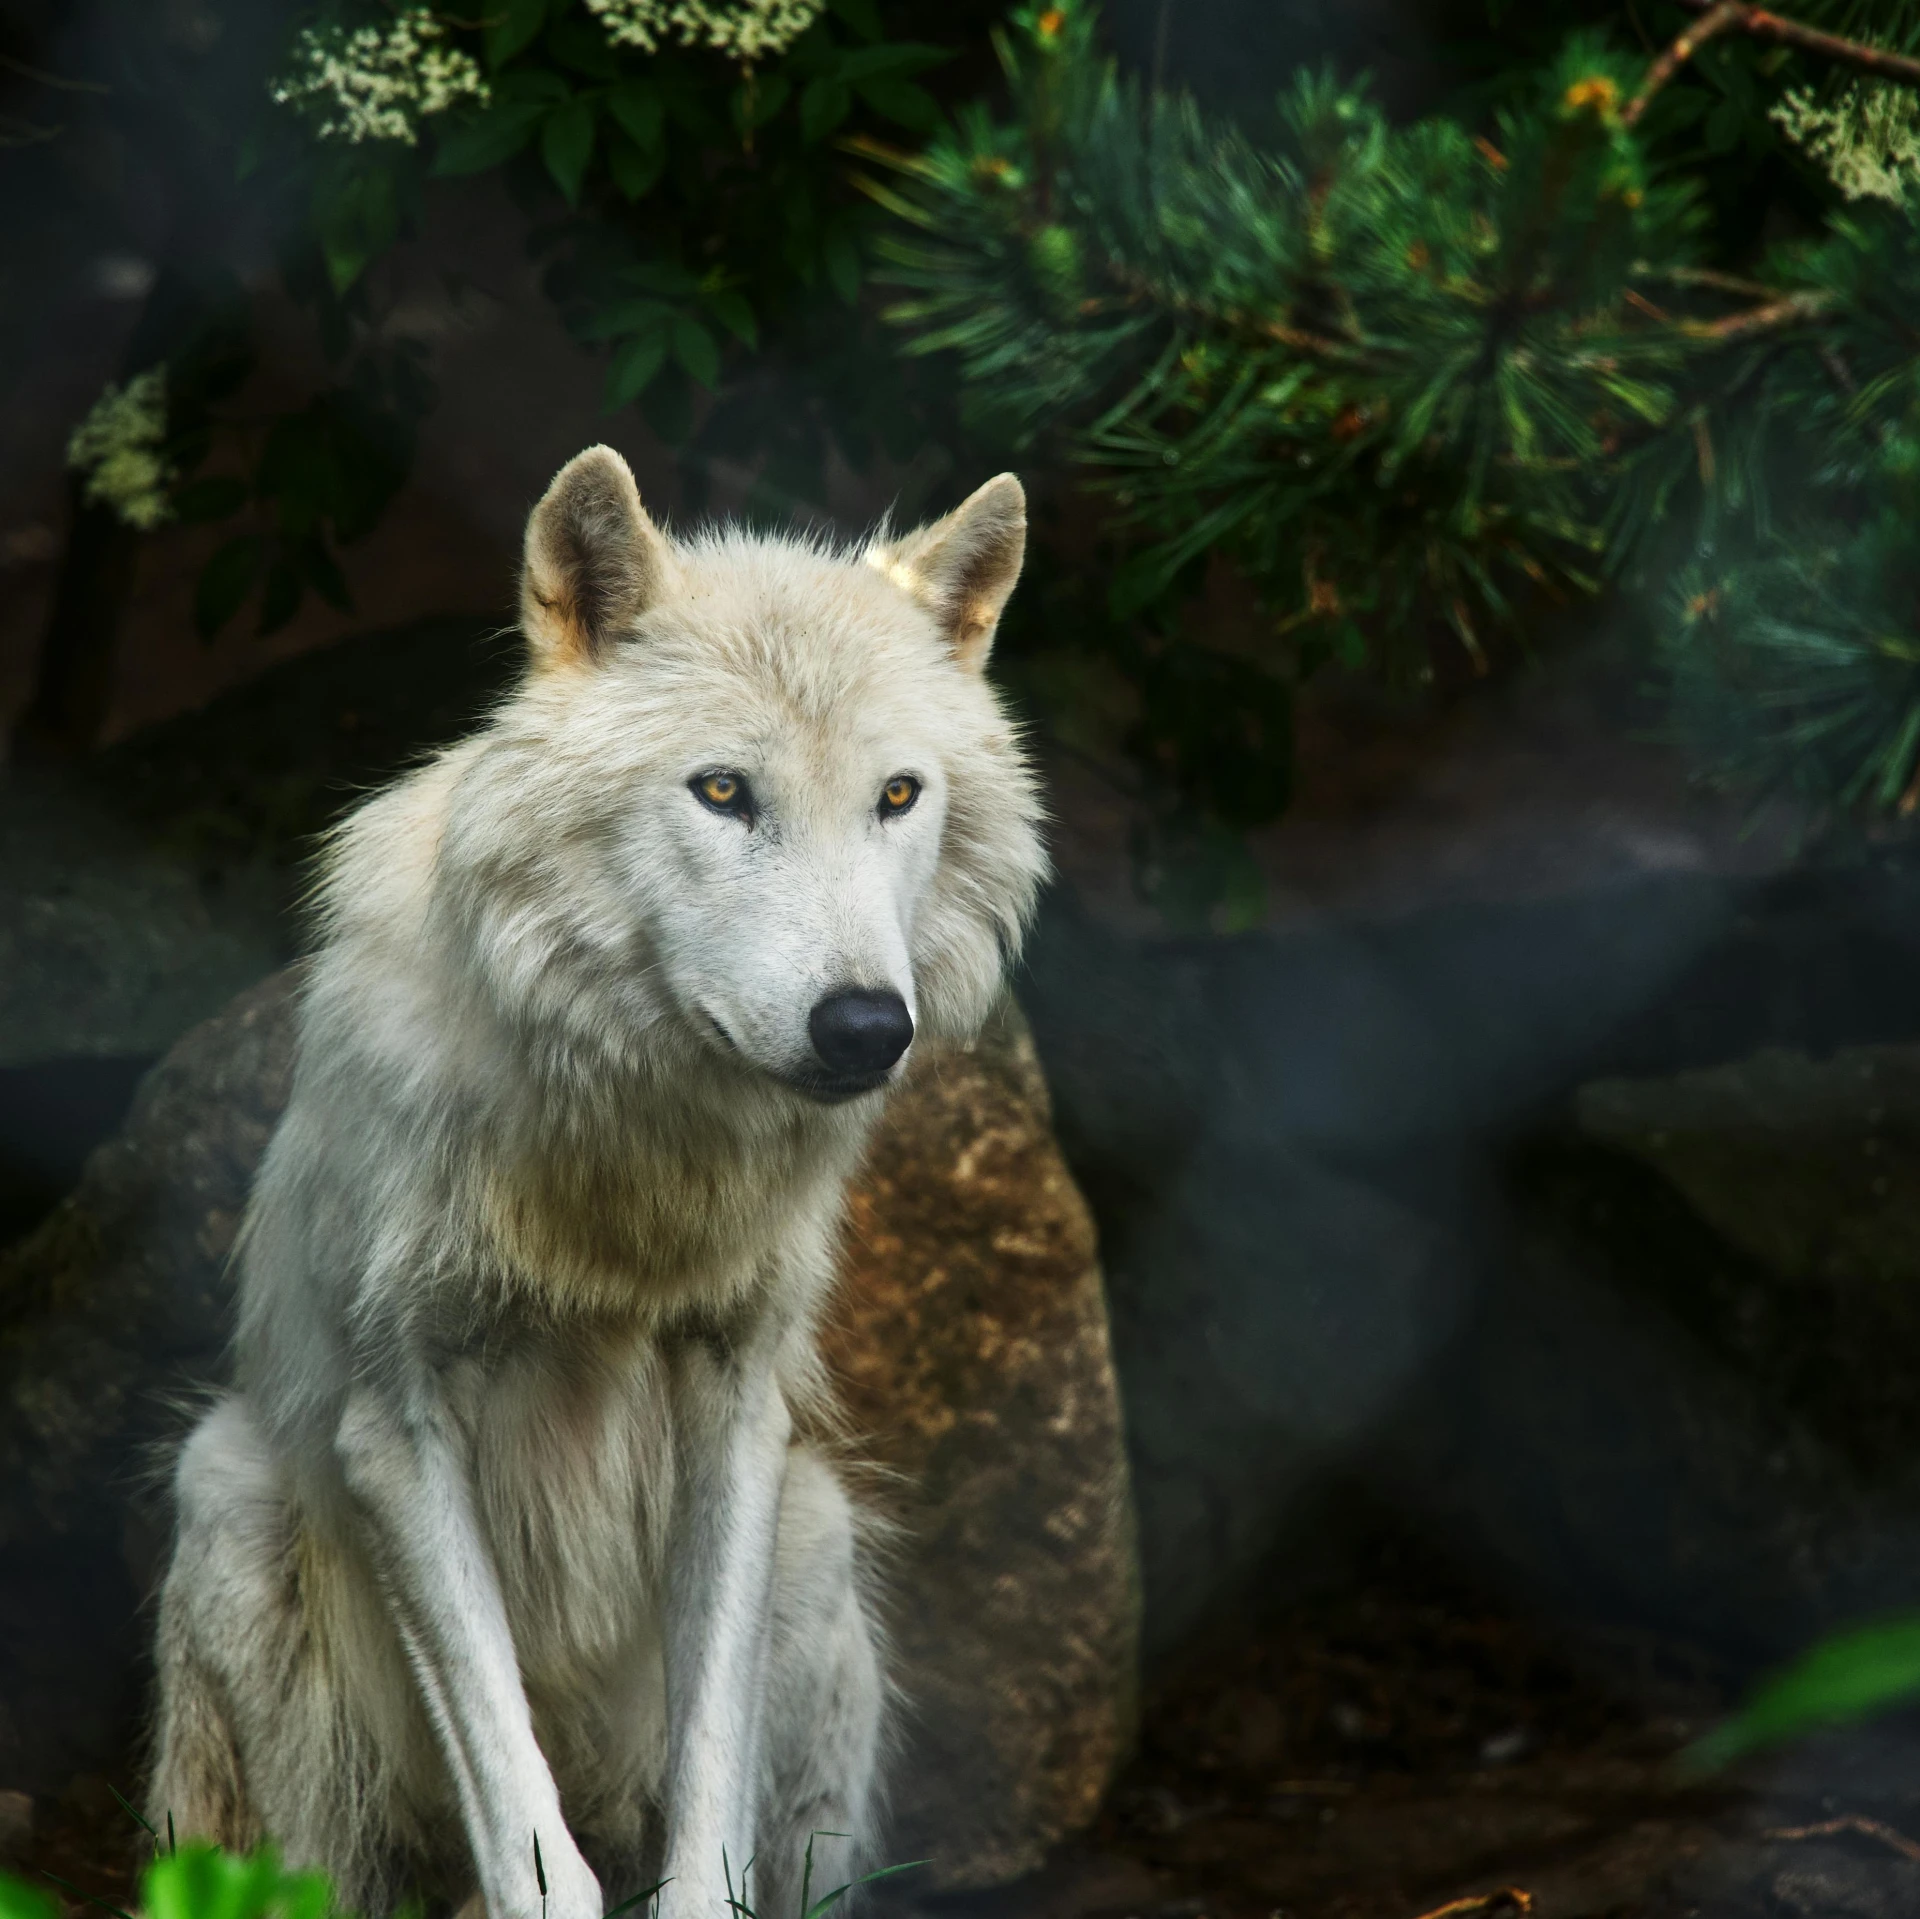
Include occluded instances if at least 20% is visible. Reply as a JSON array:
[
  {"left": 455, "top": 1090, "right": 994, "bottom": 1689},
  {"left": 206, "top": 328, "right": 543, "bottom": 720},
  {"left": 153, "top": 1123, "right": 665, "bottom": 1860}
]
[
  {"left": 16, "top": 1514, "right": 1920, "bottom": 1919},
  {"left": 908, "top": 1522, "right": 1920, "bottom": 1919}
]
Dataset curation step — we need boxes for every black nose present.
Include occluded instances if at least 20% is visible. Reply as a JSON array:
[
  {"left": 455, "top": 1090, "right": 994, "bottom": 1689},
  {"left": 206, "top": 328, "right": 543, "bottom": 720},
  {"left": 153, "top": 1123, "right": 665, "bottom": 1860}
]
[{"left": 808, "top": 989, "right": 914, "bottom": 1080}]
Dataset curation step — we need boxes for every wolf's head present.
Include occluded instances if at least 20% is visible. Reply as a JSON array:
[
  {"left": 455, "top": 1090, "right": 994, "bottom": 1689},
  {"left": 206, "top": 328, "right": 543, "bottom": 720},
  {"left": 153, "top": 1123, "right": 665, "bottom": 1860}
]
[{"left": 436, "top": 445, "right": 1047, "bottom": 1108}]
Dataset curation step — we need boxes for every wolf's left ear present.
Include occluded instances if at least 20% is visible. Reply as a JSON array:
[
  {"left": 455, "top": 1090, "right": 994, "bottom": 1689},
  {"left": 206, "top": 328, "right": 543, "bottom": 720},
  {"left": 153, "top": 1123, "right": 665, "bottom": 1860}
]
[
  {"left": 869, "top": 473, "right": 1026, "bottom": 673},
  {"left": 521, "top": 444, "right": 678, "bottom": 669}
]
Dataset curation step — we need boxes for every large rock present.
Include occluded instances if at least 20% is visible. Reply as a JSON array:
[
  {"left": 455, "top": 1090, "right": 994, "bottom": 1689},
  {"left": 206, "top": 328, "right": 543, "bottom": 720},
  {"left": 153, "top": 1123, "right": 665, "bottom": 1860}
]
[
  {"left": 1576, "top": 1044, "right": 1920, "bottom": 1485},
  {"left": 1396, "top": 1041, "right": 1920, "bottom": 1668},
  {"left": 824, "top": 1004, "right": 1137, "bottom": 1886},
  {"left": 0, "top": 971, "right": 1137, "bottom": 1890}
]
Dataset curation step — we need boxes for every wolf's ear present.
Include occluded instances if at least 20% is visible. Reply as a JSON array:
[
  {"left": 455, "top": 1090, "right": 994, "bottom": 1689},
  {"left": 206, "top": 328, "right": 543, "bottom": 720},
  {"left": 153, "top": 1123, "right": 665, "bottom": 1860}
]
[
  {"left": 869, "top": 473, "right": 1026, "bottom": 673},
  {"left": 521, "top": 445, "right": 677, "bottom": 668}
]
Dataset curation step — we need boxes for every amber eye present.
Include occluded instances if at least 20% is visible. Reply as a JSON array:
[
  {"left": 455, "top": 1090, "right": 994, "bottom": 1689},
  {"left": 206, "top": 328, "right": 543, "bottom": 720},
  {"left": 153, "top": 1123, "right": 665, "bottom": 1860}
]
[
  {"left": 879, "top": 775, "right": 920, "bottom": 817},
  {"left": 693, "top": 771, "right": 752, "bottom": 817}
]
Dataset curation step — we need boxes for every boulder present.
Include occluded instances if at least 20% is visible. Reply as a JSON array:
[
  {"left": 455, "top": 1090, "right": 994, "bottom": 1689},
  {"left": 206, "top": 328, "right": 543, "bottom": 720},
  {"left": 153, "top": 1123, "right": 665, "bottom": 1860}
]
[
  {"left": 1576, "top": 1044, "right": 1920, "bottom": 1485},
  {"left": 1385, "top": 1041, "right": 1920, "bottom": 1669},
  {"left": 0, "top": 971, "right": 1137, "bottom": 1891},
  {"left": 824, "top": 1002, "right": 1138, "bottom": 1886}
]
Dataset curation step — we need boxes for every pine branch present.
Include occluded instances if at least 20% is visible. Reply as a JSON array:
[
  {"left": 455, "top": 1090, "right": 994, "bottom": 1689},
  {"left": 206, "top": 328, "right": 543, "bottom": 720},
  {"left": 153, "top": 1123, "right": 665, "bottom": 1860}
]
[
  {"left": 1626, "top": 0, "right": 1920, "bottom": 125},
  {"left": 1624, "top": 0, "right": 1749, "bottom": 125},
  {"left": 1679, "top": 288, "right": 1836, "bottom": 338},
  {"left": 862, "top": 0, "right": 1920, "bottom": 829}
]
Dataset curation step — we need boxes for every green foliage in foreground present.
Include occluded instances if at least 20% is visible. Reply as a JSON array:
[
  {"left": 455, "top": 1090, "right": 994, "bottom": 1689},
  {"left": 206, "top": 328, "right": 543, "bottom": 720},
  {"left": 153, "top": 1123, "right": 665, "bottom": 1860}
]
[
  {"left": 0, "top": 1828, "right": 921, "bottom": 1919},
  {"left": 859, "top": 0, "right": 1920, "bottom": 832},
  {"left": 1, "top": 1845, "right": 329, "bottom": 1919},
  {"left": 1689, "top": 1612, "right": 1920, "bottom": 1771}
]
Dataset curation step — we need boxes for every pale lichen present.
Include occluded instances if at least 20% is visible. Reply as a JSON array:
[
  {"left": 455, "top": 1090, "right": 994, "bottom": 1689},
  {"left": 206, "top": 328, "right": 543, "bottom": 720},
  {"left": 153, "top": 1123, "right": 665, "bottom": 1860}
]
[{"left": 1772, "top": 81, "right": 1920, "bottom": 207}]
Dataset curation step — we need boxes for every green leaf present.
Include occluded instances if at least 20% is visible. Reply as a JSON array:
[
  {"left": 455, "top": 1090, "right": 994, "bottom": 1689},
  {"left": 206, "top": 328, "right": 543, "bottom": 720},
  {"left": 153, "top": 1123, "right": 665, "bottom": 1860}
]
[
  {"left": 831, "top": 43, "right": 947, "bottom": 81},
  {"left": 672, "top": 315, "right": 721, "bottom": 389},
  {"left": 827, "top": 0, "right": 882, "bottom": 39},
  {"left": 732, "top": 72, "right": 791, "bottom": 135},
  {"left": 603, "top": 330, "right": 670, "bottom": 410},
  {"left": 615, "top": 259, "right": 700, "bottom": 297},
  {"left": 603, "top": 1880, "right": 671, "bottom": 1919},
  {"left": 432, "top": 99, "right": 547, "bottom": 175},
  {"left": 822, "top": 226, "right": 862, "bottom": 305},
  {"left": 0, "top": 1875, "right": 57, "bottom": 1919},
  {"left": 257, "top": 557, "right": 303, "bottom": 637},
  {"left": 172, "top": 475, "right": 249, "bottom": 524},
  {"left": 1704, "top": 94, "right": 1744, "bottom": 154},
  {"left": 854, "top": 78, "right": 940, "bottom": 133},
  {"left": 312, "top": 163, "right": 399, "bottom": 294},
  {"left": 494, "top": 67, "right": 572, "bottom": 104},
  {"left": 258, "top": 411, "right": 330, "bottom": 539},
  {"left": 144, "top": 1846, "right": 332, "bottom": 1919},
  {"left": 485, "top": 0, "right": 547, "bottom": 68},
  {"left": 576, "top": 295, "right": 674, "bottom": 342},
  {"left": 605, "top": 79, "right": 664, "bottom": 155},
  {"left": 704, "top": 289, "right": 757, "bottom": 349},
  {"left": 604, "top": 126, "right": 663, "bottom": 201},
  {"left": 306, "top": 540, "right": 353, "bottom": 613},
  {"left": 548, "top": 11, "right": 620, "bottom": 78},
  {"left": 195, "top": 535, "right": 265, "bottom": 640},
  {"left": 801, "top": 1859, "right": 931, "bottom": 1919},
  {"left": 641, "top": 363, "right": 694, "bottom": 445},
  {"left": 1687, "top": 1615, "right": 1920, "bottom": 1772},
  {"left": 800, "top": 79, "right": 852, "bottom": 144},
  {"left": 542, "top": 97, "right": 597, "bottom": 205}
]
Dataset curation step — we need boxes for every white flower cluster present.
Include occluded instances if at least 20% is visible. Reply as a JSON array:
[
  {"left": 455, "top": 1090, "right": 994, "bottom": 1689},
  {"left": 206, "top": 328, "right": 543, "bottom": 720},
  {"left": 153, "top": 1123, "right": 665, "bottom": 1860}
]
[
  {"left": 67, "top": 369, "right": 173, "bottom": 532},
  {"left": 1772, "top": 81, "right": 1920, "bottom": 207},
  {"left": 584, "top": 0, "right": 825, "bottom": 62},
  {"left": 270, "top": 7, "right": 489, "bottom": 146}
]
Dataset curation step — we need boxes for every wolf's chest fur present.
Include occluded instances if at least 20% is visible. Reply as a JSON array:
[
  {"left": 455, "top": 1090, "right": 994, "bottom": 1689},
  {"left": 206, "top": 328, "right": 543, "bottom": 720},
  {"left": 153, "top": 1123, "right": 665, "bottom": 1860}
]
[{"left": 438, "top": 1321, "right": 679, "bottom": 1683}]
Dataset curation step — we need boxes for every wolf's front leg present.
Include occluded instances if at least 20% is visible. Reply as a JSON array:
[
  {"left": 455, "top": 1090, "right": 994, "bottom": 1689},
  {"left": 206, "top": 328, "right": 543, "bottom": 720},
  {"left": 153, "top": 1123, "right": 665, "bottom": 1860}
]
[
  {"left": 335, "top": 1388, "right": 604, "bottom": 1919},
  {"left": 660, "top": 1326, "right": 793, "bottom": 1919}
]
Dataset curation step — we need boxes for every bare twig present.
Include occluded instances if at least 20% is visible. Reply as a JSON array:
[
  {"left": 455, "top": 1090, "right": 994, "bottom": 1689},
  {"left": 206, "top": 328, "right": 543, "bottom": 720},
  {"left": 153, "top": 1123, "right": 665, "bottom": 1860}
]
[
  {"left": 1716, "top": 6, "right": 1920, "bottom": 87},
  {"left": 1679, "top": 288, "right": 1835, "bottom": 339},
  {"left": 1624, "top": 0, "right": 1749, "bottom": 124},
  {"left": 1765, "top": 1815, "right": 1920, "bottom": 1863},
  {"left": 1629, "top": 0, "right": 1920, "bottom": 126},
  {"left": 1636, "top": 262, "right": 1782, "bottom": 300}
]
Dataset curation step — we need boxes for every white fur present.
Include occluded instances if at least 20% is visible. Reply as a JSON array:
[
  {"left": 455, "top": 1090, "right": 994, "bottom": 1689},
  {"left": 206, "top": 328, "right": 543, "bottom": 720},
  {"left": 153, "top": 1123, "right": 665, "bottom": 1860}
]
[{"left": 149, "top": 450, "right": 1047, "bottom": 1919}]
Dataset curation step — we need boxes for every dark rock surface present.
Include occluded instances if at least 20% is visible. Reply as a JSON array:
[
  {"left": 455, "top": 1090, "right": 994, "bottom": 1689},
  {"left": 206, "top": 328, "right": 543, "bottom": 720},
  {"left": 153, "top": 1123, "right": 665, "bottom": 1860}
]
[
  {"left": 1017, "top": 867, "right": 1920, "bottom": 1668},
  {"left": 826, "top": 1000, "right": 1138, "bottom": 1888},
  {"left": 0, "top": 970, "right": 298, "bottom": 1791},
  {"left": 0, "top": 971, "right": 1137, "bottom": 1892},
  {"left": 1576, "top": 1045, "right": 1920, "bottom": 1483}
]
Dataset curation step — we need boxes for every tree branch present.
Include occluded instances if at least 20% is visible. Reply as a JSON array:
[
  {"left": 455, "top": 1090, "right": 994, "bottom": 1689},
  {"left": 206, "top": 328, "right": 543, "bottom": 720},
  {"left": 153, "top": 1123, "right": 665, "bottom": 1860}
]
[
  {"left": 1678, "top": 288, "right": 1835, "bottom": 340},
  {"left": 1626, "top": 0, "right": 1920, "bottom": 126},
  {"left": 1623, "top": 0, "right": 1748, "bottom": 125}
]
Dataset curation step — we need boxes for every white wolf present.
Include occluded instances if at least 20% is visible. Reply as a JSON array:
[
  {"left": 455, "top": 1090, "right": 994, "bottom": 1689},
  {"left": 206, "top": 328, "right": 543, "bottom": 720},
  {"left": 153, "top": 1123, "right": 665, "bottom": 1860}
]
[{"left": 147, "top": 446, "right": 1047, "bottom": 1919}]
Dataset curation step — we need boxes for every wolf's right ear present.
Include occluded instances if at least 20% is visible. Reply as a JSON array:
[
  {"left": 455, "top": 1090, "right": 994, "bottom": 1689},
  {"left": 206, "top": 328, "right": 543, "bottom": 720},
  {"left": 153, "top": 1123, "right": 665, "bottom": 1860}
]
[
  {"left": 868, "top": 473, "right": 1026, "bottom": 674},
  {"left": 521, "top": 445, "right": 678, "bottom": 669}
]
